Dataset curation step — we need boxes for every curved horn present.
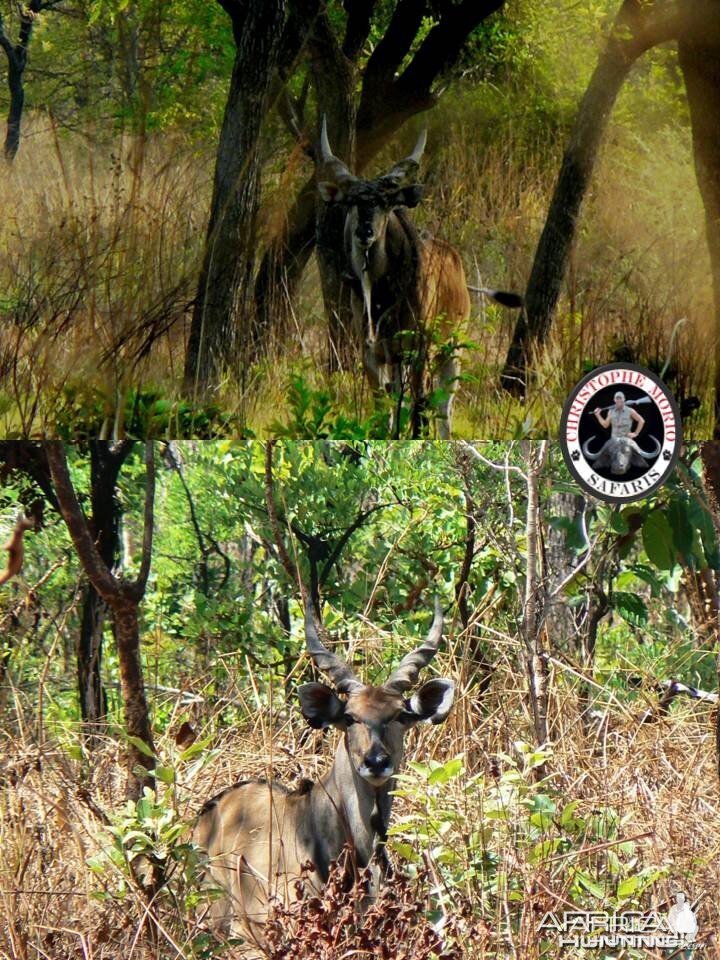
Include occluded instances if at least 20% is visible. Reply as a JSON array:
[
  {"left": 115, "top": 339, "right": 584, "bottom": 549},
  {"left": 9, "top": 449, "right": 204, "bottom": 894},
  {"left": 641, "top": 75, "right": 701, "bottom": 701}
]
[
  {"left": 305, "top": 602, "right": 362, "bottom": 694},
  {"left": 385, "top": 597, "right": 444, "bottom": 693},
  {"left": 581, "top": 436, "right": 604, "bottom": 461},
  {"left": 318, "top": 115, "right": 356, "bottom": 184},
  {"left": 381, "top": 128, "right": 428, "bottom": 186},
  {"left": 633, "top": 436, "right": 662, "bottom": 459}
]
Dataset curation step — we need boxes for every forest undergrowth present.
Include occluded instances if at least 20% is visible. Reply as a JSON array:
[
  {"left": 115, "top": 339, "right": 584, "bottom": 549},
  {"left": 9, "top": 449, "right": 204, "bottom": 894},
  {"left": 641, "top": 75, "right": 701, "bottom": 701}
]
[
  {"left": 2, "top": 619, "right": 718, "bottom": 959},
  {"left": 0, "top": 93, "right": 711, "bottom": 440}
]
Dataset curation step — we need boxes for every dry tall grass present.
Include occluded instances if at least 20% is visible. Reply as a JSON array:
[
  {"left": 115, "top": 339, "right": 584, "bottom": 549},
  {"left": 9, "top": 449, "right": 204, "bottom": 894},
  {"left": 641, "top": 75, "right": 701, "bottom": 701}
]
[
  {"left": 1, "top": 608, "right": 719, "bottom": 959},
  {"left": 0, "top": 100, "right": 712, "bottom": 437}
]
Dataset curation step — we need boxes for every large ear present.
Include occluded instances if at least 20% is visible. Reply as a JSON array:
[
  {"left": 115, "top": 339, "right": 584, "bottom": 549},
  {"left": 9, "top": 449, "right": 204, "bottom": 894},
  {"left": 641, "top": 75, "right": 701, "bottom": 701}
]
[
  {"left": 298, "top": 682, "right": 346, "bottom": 729},
  {"left": 390, "top": 184, "right": 424, "bottom": 208},
  {"left": 407, "top": 679, "right": 455, "bottom": 725},
  {"left": 318, "top": 181, "right": 345, "bottom": 203}
]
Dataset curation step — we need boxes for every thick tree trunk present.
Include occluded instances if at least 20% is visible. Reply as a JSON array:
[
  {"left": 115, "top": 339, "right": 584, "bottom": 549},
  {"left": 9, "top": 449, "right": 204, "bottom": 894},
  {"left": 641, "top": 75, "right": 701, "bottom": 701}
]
[
  {"left": 311, "top": 15, "right": 358, "bottom": 370},
  {"left": 501, "top": 43, "right": 636, "bottom": 392},
  {"left": 677, "top": 40, "right": 720, "bottom": 436},
  {"left": 184, "top": 2, "right": 287, "bottom": 390},
  {"left": 502, "top": 0, "right": 698, "bottom": 394}
]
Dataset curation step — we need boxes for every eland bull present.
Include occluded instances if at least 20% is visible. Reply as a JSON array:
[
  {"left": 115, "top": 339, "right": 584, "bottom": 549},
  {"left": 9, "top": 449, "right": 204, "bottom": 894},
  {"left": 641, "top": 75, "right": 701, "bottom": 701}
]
[
  {"left": 317, "top": 119, "right": 522, "bottom": 438},
  {"left": 193, "top": 598, "right": 454, "bottom": 946},
  {"left": 582, "top": 435, "right": 662, "bottom": 475}
]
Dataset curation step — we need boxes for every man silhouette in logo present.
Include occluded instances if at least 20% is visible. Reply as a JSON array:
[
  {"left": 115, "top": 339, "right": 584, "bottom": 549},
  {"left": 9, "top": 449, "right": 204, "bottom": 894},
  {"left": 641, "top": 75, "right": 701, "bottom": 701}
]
[
  {"left": 585, "top": 390, "right": 661, "bottom": 476},
  {"left": 667, "top": 892, "right": 698, "bottom": 944},
  {"left": 593, "top": 391, "right": 645, "bottom": 439}
]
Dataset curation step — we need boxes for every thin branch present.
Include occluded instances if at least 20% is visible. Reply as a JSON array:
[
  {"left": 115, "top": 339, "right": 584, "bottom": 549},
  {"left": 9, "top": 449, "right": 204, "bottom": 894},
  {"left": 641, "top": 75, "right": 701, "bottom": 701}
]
[
  {"left": 130, "top": 441, "right": 155, "bottom": 598},
  {"left": 264, "top": 441, "right": 303, "bottom": 596},
  {"left": 459, "top": 441, "right": 528, "bottom": 480},
  {"left": 319, "top": 502, "right": 388, "bottom": 585}
]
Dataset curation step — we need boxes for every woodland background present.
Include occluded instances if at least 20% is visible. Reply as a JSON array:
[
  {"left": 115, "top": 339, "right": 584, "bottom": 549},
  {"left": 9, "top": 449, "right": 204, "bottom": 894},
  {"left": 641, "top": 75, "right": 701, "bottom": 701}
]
[
  {"left": 0, "top": 0, "right": 718, "bottom": 438},
  {"left": 1, "top": 440, "right": 720, "bottom": 957}
]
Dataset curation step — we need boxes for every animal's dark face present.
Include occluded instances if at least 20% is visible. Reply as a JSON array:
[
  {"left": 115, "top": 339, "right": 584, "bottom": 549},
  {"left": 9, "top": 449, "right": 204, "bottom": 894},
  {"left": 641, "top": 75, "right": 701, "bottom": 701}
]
[
  {"left": 595, "top": 438, "right": 647, "bottom": 474},
  {"left": 610, "top": 440, "right": 633, "bottom": 474},
  {"left": 319, "top": 179, "right": 424, "bottom": 251}
]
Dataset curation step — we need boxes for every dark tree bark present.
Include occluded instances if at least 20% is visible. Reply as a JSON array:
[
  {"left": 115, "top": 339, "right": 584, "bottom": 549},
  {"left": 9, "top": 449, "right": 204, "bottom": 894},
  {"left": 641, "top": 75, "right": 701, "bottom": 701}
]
[
  {"left": 678, "top": 36, "right": 720, "bottom": 436},
  {"left": 254, "top": 0, "right": 505, "bottom": 363},
  {"left": 185, "top": 0, "right": 319, "bottom": 391},
  {"left": 310, "top": 11, "right": 360, "bottom": 370},
  {"left": 45, "top": 441, "right": 156, "bottom": 801},
  {"left": 453, "top": 447, "right": 493, "bottom": 695},
  {"left": 502, "top": 0, "right": 714, "bottom": 394},
  {"left": 0, "top": 440, "right": 133, "bottom": 747},
  {"left": 77, "top": 441, "right": 134, "bottom": 745},
  {"left": 0, "top": 0, "right": 63, "bottom": 161}
]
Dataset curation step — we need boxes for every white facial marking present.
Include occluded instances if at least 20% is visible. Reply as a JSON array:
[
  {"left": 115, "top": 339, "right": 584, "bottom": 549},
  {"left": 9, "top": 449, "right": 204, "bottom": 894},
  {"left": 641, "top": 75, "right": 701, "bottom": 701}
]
[
  {"left": 357, "top": 763, "right": 394, "bottom": 784},
  {"left": 350, "top": 239, "right": 375, "bottom": 342}
]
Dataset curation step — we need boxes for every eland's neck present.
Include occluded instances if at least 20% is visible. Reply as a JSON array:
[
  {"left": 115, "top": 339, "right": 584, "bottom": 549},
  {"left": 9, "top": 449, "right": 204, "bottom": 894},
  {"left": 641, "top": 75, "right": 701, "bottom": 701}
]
[{"left": 309, "top": 736, "right": 394, "bottom": 876}]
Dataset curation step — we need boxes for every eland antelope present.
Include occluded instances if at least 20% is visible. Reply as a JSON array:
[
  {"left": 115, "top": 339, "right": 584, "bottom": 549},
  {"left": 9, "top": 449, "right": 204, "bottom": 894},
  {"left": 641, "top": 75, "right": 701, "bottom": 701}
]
[
  {"left": 193, "top": 598, "right": 455, "bottom": 945},
  {"left": 317, "top": 118, "right": 522, "bottom": 438}
]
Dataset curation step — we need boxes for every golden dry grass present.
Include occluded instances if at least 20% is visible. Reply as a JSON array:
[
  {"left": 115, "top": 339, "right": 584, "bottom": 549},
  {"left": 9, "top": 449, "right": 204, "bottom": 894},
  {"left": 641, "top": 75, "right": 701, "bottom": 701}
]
[
  {"left": 0, "top": 100, "right": 713, "bottom": 438},
  {"left": 1, "top": 609, "right": 719, "bottom": 959}
]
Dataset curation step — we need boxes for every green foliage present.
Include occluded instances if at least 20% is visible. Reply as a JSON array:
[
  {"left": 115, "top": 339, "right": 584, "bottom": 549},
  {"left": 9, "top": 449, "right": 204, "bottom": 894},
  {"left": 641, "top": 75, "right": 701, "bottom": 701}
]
[
  {"left": 389, "top": 742, "right": 664, "bottom": 927},
  {"left": 86, "top": 731, "right": 218, "bottom": 907},
  {"left": 86, "top": 786, "right": 203, "bottom": 904},
  {"left": 271, "top": 375, "right": 390, "bottom": 439},
  {"left": 52, "top": 384, "right": 243, "bottom": 441}
]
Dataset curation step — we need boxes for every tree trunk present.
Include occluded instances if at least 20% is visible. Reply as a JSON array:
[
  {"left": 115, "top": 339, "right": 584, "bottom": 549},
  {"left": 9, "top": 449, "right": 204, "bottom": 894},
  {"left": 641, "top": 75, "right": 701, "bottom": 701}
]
[
  {"left": 4, "top": 54, "right": 25, "bottom": 161},
  {"left": 677, "top": 39, "right": 720, "bottom": 436},
  {"left": 501, "top": 44, "right": 637, "bottom": 391},
  {"left": 502, "top": 0, "right": 694, "bottom": 393},
  {"left": 253, "top": 177, "right": 318, "bottom": 353},
  {"left": 310, "top": 15, "right": 358, "bottom": 370},
  {"left": 184, "top": 1, "right": 288, "bottom": 390},
  {"left": 113, "top": 596, "right": 156, "bottom": 798},
  {"left": 77, "top": 441, "right": 132, "bottom": 744},
  {"left": 78, "top": 584, "right": 108, "bottom": 739},
  {"left": 45, "top": 441, "right": 156, "bottom": 800},
  {"left": 544, "top": 492, "right": 585, "bottom": 649}
]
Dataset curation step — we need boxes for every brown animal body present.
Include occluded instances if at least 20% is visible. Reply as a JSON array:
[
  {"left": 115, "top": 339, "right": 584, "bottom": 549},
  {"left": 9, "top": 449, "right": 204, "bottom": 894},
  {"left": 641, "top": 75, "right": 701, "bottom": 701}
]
[
  {"left": 0, "top": 515, "right": 35, "bottom": 586},
  {"left": 318, "top": 119, "right": 520, "bottom": 438},
  {"left": 193, "top": 599, "right": 455, "bottom": 948}
]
